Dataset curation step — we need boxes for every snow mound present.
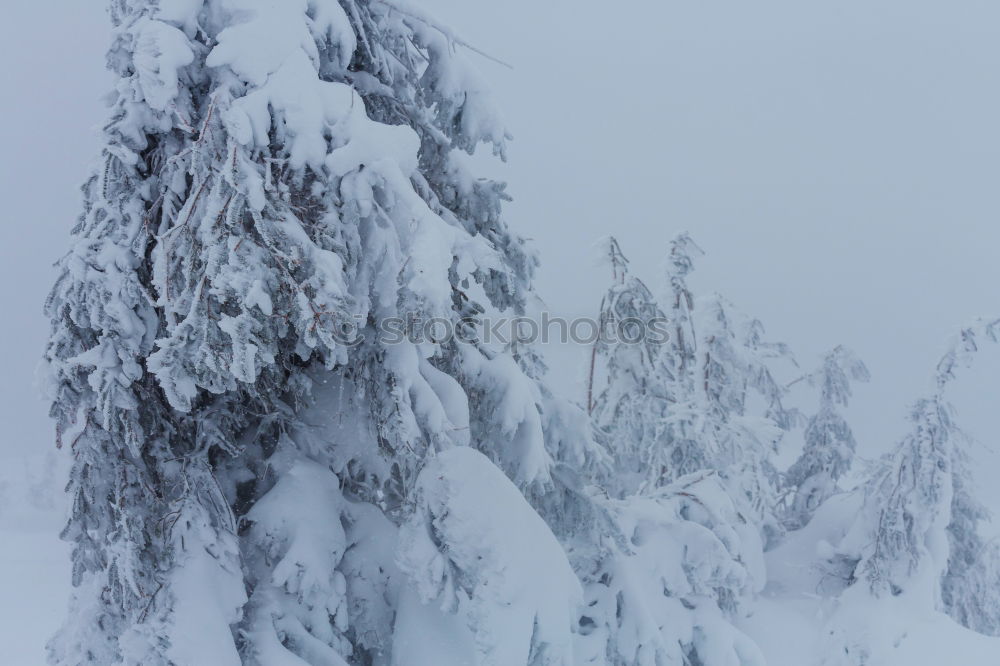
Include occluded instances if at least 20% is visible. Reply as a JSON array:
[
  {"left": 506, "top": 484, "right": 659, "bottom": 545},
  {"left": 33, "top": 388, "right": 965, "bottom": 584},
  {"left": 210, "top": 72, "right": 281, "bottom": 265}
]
[
  {"left": 578, "top": 472, "right": 768, "bottom": 666},
  {"left": 396, "top": 447, "right": 582, "bottom": 666}
]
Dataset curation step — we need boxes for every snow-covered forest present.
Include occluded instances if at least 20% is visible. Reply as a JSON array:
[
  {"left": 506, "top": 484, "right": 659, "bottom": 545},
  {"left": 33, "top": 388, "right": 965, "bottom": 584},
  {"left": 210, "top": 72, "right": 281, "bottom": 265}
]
[{"left": 3, "top": 1, "right": 1000, "bottom": 665}]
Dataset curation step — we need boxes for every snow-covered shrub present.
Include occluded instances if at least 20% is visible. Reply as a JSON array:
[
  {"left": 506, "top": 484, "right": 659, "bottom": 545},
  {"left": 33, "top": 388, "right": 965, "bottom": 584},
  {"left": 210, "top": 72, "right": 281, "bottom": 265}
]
[{"left": 576, "top": 472, "right": 766, "bottom": 666}]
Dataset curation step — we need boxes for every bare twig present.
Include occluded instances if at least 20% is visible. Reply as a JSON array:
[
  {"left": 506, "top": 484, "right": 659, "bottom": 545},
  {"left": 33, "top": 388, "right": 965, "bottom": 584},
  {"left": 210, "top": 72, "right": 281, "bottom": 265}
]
[{"left": 374, "top": 0, "right": 514, "bottom": 70}]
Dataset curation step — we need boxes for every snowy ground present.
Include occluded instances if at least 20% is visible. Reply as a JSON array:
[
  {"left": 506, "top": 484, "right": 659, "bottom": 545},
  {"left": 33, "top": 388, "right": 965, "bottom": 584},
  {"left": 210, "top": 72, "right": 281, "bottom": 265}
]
[
  {"left": 741, "top": 592, "right": 1000, "bottom": 666},
  {"left": 6, "top": 465, "right": 1000, "bottom": 666},
  {"left": 738, "top": 494, "right": 1000, "bottom": 666}
]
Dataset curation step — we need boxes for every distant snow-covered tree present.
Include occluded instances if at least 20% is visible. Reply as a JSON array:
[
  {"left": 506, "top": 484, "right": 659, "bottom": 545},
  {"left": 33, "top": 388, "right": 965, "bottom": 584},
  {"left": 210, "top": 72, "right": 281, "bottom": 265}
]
[
  {"left": 833, "top": 320, "right": 1000, "bottom": 622},
  {"left": 646, "top": 233, "right": 707, "bottom": 486},
  {"left": 941, "top": 456, "right": 1000, "bottom": 637},
  {"left": 784, "top": 346, "right": 869, "bottom": 530},
  {"left": 814, "top": 322, "right": 1000, "bottom": 665},
  {"left": 853, "top": 394, "right": 957, "bottom": 600},
  {"left": 590, "top": 235, "right": 796, "bottom": 526},
  {"left": 582, "top": 236, "right": 790, "bottom": 663},
  {"left": 695, "top": 294, "right": 797, "bottom": 546},
  {"left": 593, "top": 232, "right": 709, "bottom": 492},
  {"left": 590, "top": 237, "right": 667, "bottom": 494},
  {"left": 936, "top": 323, "right": 1000, "bottom": 636}
]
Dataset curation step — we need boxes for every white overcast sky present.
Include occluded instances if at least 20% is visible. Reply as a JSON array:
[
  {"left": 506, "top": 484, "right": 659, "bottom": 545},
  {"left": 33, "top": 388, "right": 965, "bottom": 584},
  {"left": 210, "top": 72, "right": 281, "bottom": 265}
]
[{"left": 3, "top": 1, "right": 1000, "bottom": 503}]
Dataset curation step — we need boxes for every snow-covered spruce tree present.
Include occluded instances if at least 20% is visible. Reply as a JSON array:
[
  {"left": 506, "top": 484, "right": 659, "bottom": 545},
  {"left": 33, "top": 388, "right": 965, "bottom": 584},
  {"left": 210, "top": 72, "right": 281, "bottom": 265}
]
[
  {"left": 581, "top": 236, "right": 773, "bottom": 665},
  {"left": 624, "top": 235, "right": 796, "bottom": 498},
  {"left": 590, "top": 234, "right": 793, "bottom": 494},
  {"left": 829, "top": 321, "right": 1000, "bottom": 630},
  {"left": 696, "top": 294, "right": 796, "bottom": 542},
  {"left": 643, "top": 232, "right": 707, "bottom": 486},
  {"left": 588, "top": 232, "right": 707, "bottom": 494},
  {"left": 941, "top": 458, "right": 1000, "bottom": 636},
  {"left": 852, "top": 395, "right": 955, "bottom": 600},
  {"left": 822, "top": 390, "right": 965, "bottom": 665},
  {"left": 590, "top": 237, "right": 668, "bottom": 495},
  {"left": 935, "top": 321, "right": 1000, "bottom": 636},
  {"left": 783, "top": 346, "right": 869, "bottom": 530},
  {"left": 44, "top": 1, "right": 585, "bottom": 664}
]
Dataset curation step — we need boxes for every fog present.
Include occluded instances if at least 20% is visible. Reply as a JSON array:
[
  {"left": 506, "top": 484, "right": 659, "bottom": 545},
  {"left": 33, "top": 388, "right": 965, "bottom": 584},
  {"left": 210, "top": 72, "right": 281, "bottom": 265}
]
[{"left": 3, "top": 0, "right": 1000, "bottom": 512}]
